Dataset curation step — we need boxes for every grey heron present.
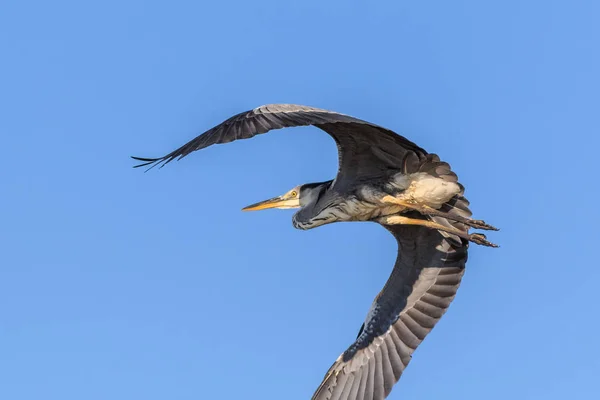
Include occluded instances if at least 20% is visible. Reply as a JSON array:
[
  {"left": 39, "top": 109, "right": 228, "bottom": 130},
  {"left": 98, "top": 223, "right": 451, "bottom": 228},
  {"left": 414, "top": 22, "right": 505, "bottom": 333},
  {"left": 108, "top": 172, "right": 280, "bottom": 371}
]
[{"left": 132, "top": 104, "right": 498, "bottom": 400}]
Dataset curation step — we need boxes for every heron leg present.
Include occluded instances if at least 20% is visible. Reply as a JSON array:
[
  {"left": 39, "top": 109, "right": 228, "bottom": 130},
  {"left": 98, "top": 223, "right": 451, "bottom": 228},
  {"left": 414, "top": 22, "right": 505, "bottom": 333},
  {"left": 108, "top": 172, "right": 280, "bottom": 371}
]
[
  {"left": 380, "top": 196, "right": 498, "bottom": 231},
  {"left": 378, "top": 215, "right": 499, "bottom": 247}
]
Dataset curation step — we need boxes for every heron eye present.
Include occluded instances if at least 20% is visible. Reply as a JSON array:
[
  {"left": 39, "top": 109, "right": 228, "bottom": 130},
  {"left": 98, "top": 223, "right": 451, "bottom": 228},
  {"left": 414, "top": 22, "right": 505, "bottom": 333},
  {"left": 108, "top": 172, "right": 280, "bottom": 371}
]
[{"left": 291, "top": 191, "right": 297, "bottom": 197}]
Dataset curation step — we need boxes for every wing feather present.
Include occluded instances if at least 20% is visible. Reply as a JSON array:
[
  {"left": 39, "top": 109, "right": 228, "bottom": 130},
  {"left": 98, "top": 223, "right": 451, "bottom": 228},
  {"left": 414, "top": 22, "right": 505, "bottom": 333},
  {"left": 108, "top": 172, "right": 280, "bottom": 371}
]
[
  {"left": 311, "top": 225, "right": 468, "bottom": 400},
  {"left": 378, "top": 340, "right": 395, "bottom": 396},
  {"left": 132, "top": 104, "right": 427, "bottom": 185}
]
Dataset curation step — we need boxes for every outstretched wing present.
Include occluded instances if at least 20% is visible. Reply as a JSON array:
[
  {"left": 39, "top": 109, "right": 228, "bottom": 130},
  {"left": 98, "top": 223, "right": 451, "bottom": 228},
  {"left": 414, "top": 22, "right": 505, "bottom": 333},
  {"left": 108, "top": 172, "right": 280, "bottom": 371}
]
[
  {"left": 312, "top": 222, "right": 468, "bottom": 400},
  {"left": 132, "top": 104, "right": 427, "bottom": 185}
]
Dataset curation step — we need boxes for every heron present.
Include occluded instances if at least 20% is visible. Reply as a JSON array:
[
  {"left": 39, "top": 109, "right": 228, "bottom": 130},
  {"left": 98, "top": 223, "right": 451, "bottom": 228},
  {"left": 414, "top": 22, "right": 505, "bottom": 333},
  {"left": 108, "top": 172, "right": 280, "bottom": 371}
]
[{"left": 132, "top": 104, "right": 498, "bottom": 400}]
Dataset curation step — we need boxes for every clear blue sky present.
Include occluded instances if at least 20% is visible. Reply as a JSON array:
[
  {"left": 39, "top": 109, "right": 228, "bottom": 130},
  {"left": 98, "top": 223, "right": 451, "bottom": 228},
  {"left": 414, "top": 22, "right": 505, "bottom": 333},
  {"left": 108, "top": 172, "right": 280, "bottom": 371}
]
[{"left": 1, "top": 1, "right": 599, "bottom": 399}]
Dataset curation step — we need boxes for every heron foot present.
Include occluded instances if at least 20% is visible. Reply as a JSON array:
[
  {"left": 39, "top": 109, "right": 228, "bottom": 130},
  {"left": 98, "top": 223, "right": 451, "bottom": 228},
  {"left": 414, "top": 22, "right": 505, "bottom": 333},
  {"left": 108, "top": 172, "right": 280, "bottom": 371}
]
[
  {"left": 470, "top": 233, "right": 499, "bottom": 248},
  {"left": 378, "top": 215, "right": 499, "bottom": 248},
  {"left": 466, "top": 219, "right": 499, "bottom": 231},
  {"left": 380, "top": 196, "right": 498, "bottom": 231}
]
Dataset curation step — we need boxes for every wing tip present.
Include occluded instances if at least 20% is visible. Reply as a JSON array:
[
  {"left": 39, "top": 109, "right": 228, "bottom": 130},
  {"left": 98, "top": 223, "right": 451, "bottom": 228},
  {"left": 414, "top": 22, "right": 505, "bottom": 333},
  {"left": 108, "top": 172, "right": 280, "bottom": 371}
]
[{"left": 130, "top": 155, "right": 170, "bottom": 172}]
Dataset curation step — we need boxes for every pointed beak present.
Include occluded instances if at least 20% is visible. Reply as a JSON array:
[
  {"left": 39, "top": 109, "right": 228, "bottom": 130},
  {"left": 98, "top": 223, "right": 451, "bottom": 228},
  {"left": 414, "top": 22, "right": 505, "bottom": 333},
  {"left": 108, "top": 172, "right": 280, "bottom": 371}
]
[
  {"left": 242, "top": 196, "right": 288, "bottom": 211},
  {"left": 242, "top": 195, "right": 300, "bottom": 211}
]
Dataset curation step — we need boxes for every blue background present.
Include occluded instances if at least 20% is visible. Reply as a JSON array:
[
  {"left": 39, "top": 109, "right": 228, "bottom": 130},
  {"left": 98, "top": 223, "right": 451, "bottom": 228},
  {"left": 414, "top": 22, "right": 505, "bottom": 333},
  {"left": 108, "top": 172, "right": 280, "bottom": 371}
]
[{"left": 2, "top": 1, "right": 599, "bottom": 399}]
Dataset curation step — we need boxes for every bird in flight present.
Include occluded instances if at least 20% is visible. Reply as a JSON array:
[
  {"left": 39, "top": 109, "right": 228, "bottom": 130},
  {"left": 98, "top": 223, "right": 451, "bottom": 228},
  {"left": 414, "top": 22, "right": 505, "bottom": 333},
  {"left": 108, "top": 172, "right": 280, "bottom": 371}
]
[{"left": 132, "top": 104, "right": 498, "bottom": 400}]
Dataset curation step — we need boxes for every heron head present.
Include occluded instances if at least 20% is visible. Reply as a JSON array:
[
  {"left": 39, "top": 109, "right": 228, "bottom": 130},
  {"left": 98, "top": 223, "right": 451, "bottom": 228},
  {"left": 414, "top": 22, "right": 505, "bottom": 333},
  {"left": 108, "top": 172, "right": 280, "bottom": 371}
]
[{"left": 241, "top": 182, "right": 328, "bottom": 212}]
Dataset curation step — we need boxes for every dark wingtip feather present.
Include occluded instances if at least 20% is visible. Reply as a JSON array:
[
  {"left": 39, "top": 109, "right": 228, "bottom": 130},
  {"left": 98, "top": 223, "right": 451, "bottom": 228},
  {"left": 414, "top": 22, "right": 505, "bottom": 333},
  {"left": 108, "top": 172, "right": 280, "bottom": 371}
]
[
  {"left": 131, "top": 156, "right": 156, "bottom": 161},
  {"left": 130, "top": 155, "right": 167, "bottom": 172}
]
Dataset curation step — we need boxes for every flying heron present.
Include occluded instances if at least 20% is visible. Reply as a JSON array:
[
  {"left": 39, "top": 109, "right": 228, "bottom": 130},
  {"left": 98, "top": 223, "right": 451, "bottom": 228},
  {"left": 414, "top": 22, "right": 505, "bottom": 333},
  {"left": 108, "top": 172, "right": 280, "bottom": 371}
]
[{"left": 132, "top": 104, "right": 498, "bottom": 400}]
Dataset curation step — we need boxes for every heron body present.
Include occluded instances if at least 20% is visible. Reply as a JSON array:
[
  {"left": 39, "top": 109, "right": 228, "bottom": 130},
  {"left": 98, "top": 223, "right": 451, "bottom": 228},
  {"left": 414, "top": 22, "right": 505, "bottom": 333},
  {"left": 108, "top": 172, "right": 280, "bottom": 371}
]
[
  {"left": 290, "top": 172, "right": 462, "bottom": 230},
  {"left": 133, "top": 104, "right": 498, "bottom": 400}
]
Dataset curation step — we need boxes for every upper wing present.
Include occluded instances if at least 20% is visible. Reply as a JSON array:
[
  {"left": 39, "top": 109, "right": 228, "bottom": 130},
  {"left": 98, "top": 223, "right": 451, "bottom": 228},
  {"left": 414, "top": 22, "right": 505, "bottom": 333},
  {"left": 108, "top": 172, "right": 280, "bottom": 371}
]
[
  {"left": 311, "top": 222, "right": 469, "bottom": 400},
  {"left": 132, "top": 104, "right": 427, "bottom": 185}
]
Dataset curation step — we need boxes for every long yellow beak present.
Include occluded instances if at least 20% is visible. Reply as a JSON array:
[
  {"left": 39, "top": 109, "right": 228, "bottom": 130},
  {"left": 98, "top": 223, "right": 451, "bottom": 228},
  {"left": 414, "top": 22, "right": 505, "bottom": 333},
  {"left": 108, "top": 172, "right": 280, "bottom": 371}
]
[{"left": 242, "top": 196, "right": 288, "bottom": 211}]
